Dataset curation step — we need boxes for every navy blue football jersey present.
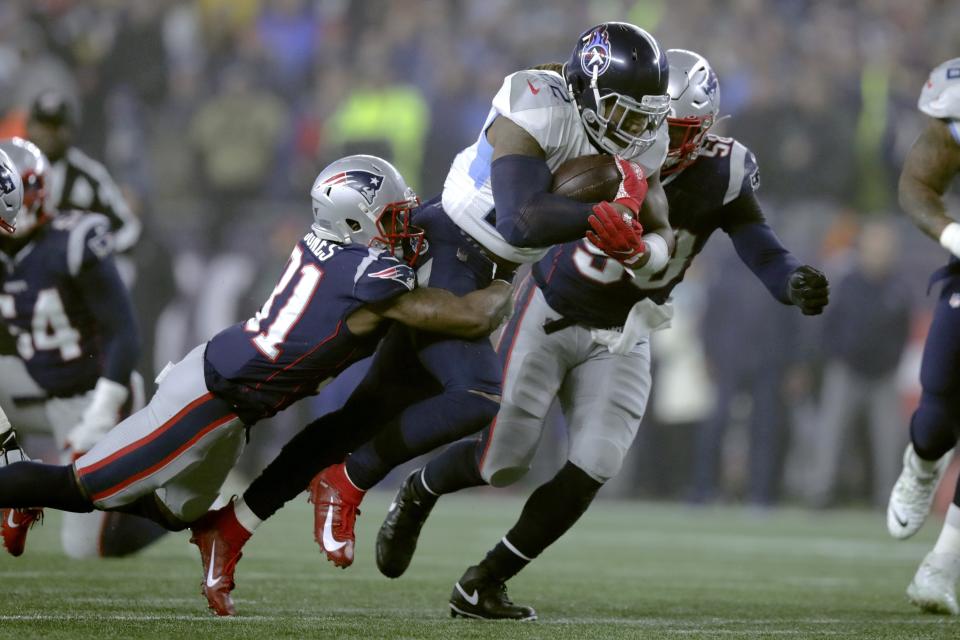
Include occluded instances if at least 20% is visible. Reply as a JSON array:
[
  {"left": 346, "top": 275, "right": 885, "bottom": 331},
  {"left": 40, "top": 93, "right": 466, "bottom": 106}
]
[
  {"left": 0, "top": 211, "right": 118, "bottom": 395},
  {"left": 204, "top": 231, "right": 417, "bottom": 423},
  {"left": 533, "top": 135, "right": 763, "bottom": 327}
]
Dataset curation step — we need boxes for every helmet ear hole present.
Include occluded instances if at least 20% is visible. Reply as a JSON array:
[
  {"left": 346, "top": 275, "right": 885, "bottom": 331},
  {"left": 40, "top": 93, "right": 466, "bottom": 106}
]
[{"left": 345, "top": 219, "right": 362, "bottom": 232}]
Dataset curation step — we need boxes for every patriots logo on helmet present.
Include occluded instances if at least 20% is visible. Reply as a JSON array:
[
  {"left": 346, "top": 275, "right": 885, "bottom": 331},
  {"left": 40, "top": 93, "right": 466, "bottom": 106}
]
[
  {"left": 0, "top": 165, "right": 15, "bottom": 196},
  {"left": 322, "top": 170, "right": 384, "bottom": 206},
  {"left": 580, "top": 28, "right": 612, "bottom": 77}
]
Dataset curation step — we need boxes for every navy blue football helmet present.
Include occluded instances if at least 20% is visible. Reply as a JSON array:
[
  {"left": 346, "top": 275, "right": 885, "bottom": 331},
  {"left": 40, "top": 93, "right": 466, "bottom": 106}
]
[{"left": 563, "top": 22, "right": 670, "bottom": 159}]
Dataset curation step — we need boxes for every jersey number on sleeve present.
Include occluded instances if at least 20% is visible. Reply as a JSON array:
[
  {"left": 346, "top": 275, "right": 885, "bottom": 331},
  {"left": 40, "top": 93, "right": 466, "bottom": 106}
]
[
  {"left": 573, "top": 230, "right": 697, "bottom": 290},
  {"left": 244, "top": 245, "right": 323, "bottom": 361},
  {"left": 0, "top": 289, "right": 82, "bottom": 361}
]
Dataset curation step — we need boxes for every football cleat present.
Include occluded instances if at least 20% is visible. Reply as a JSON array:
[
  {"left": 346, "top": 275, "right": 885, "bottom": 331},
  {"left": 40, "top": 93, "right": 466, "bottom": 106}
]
[
  {"left": 1, "top": 507, "right": 43, "bottom": 557},
  {"left": 907, "top": 551, "right": 960, "bottom": 615},
  {"left": 887, "top": 445, "right": 952, "bottom": 539},
  {"left": 376, "top": 469, "right": 436, "bottom": 578},
  {"left": 309, "top": 463, "right": 365, "bottom": 568},
  {"left": 449, "top": 565, "right": 537, "bottom": 621},
  {"left": 189, "top": 503, "right": 250, "bottom": 616}
]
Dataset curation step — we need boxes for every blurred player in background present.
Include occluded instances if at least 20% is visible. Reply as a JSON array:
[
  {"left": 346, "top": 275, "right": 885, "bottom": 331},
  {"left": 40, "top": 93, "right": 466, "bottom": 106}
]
[
  {"left": 887, "top": 57, "right": 960, "bottom": 615},
  {"left": 0, "top": 137, "right": 165, "bottom": 559},
  {"left": 181, "top": 22, "right": 673, "bottom": 614},
  {"left": 0, "top": 154, "right": 514, "bottom": 616},
  {"left": 0, "top": 145, "right": 24, "bottom": 472},
  {"left": 377, "top": 49, "right": 829, "bottom": 620}
]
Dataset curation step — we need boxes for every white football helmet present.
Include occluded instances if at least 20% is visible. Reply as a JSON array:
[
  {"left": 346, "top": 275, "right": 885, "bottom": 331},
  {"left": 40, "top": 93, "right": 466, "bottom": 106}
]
[
  {"left": 310, "top": 155, "right": 423, "bottom": 263},
  {"left": 0, "top": 138, "right": 48, "bottom": 238},
  {"left": 0, "top": 148, "right": 23, "bottom": 234},
  {"left": 663, "top": 49, "right": 720, "bottom": 175},
  {"left": 919, "top": 58, "right": 960, "bottom": 120}
]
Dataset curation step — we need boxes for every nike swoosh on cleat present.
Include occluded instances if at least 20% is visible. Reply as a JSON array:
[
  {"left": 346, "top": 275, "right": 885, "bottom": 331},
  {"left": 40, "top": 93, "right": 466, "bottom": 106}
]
[
  {"left": 455, "top": 582, "right": 479, "bottom": 606},
  {"left": 892, "top": 510, "right": 908, "bottom": 529},
  {"left": 6, "top": 510, "right": 19, "bottom": 529},
  {"left": 206, "top": 540, "right": 222, "bottom": 588},
  {"left": 323, "top": 505, "right": 347, "bottom": 552}
]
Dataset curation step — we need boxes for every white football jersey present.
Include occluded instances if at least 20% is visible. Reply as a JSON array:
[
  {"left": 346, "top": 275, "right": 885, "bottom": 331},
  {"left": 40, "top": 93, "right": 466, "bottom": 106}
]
[
  {"left": 443, "top": 69, "right": 668, "bottom": 264},
  {"left": 919, "top": 57, "right": 960, "bottom": 143}
]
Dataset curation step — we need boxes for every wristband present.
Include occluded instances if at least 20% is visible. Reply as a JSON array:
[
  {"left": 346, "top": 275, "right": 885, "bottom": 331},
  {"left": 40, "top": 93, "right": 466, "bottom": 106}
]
[
  {"left": 940, "top": 222, "right": 960, "bottom": 257},
  {"left": 631, "top": 233, "right": 669, "bottom": 275}
]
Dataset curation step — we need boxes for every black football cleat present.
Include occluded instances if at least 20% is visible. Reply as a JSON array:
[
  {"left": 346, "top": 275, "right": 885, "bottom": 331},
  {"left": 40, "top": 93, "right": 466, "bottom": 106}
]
[
  {"left": 449, "top": 565, "right": 537, "bottom": 620},
  {"left": 375, "top": 470, "right": 436, "bottom": 578}
]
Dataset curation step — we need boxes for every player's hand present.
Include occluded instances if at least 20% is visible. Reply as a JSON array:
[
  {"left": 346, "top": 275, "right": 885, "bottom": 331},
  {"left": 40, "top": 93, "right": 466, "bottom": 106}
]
[
  {"left": 612, "top": 156, "right": 648, "bottom": 215},
  {"left": 787, "top": 265, "right": 829, "bottom": 315},
  {"left": 586, "top": 201, "right": 646, "bottom": 268}
]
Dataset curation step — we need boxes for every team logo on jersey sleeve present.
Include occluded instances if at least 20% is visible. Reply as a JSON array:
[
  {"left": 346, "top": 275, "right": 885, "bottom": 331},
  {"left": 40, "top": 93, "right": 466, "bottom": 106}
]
[
  {"left": 322, "top": 171, "right": 384, "bottom": 205},
  {"left": 368, "top": 266, "right": 415, "bottom": 290},
  {"left": 580, "top": 28, "right": 612, "bottom": 77}
]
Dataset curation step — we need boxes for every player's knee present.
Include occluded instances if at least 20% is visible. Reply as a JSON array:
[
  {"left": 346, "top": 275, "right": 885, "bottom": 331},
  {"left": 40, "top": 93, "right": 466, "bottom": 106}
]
[
  {"left": 570, "top": 437, "right": 628, "bottom": 484},
  {"left": 482, "top": 463, "right": 529, "bottom": 488}
]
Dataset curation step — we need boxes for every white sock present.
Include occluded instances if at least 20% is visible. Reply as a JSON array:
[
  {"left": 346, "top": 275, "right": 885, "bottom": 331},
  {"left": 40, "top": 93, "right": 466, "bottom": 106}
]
[
  {"left": 233, "top": 496, "right": 262, "bottom": 534},
  {"left": 933, "top": 504, "right": 960, "bottom": 555}
]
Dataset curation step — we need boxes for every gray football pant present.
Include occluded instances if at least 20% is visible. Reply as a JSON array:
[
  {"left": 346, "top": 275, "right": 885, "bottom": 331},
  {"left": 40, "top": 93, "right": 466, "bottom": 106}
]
[{"left": 479, "top": 282, "right": 651, "bottom": 487}]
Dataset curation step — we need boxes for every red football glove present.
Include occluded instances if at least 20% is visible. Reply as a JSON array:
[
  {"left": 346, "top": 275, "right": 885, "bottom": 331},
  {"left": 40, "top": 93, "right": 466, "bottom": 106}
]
[
  {"left": 612, "top": 156, "right": 648, "bottom": 215},
  {"left": 586, "top": 201, "right": 646, "bottom": 267}
]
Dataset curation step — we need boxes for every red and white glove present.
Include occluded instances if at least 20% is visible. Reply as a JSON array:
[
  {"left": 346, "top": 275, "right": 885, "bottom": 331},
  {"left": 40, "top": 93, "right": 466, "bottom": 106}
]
[
  {"left": 586, "top": 201, "right": 646, "bottom": 268},
  {"left": 612, "top": 156, "right": 648, "bottom": 215}
]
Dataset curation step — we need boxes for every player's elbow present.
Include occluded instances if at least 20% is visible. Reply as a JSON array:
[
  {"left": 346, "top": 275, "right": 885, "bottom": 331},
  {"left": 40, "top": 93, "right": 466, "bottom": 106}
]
[{"left": 496, "top": 216, "right": 539, "bottom": 248}]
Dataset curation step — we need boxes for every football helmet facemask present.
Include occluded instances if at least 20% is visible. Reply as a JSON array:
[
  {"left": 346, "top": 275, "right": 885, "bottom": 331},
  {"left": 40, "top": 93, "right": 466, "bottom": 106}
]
[
  {"left": 563, "top": 22, "right": 670, "bottom": 160},
  {"left": 663, "top": 49, "right": 721, "bottom": 176},
  {"left": 310, "top": 155, "right": 424, "bottom": 265},
  {"left": 0, "top": 138, "right": 48, "bottom": 238}
]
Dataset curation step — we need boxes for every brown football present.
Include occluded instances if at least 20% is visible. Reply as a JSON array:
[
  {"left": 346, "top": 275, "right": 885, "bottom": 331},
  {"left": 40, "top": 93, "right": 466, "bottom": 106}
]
[{"left": 550, "top": 155, "right": 620, "bottom": 203}]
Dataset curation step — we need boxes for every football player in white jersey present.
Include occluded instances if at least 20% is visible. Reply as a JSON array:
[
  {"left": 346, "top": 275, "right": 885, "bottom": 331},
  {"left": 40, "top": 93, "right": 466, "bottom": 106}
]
[
  {"left": 887, "top": 57, "right": 960, "bottom": 614},
  {"left": 0, "top": 146, "right": 24, "bottom": 471}
]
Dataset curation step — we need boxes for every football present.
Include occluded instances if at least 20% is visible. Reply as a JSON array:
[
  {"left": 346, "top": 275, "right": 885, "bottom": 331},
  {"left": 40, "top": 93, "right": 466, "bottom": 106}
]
[{"left": 550, "top": 154, "right": 621, "bottom": 203}]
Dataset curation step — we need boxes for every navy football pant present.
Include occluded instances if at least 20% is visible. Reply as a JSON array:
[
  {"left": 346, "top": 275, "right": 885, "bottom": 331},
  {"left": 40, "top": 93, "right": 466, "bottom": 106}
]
[{"left": 910, "top": 274, "right": 960, "bottom": 507}]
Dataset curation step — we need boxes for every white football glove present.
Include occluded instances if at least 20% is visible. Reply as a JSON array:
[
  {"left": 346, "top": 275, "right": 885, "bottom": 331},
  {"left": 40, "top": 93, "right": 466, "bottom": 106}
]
[
  {"left": 0, "top": 405, "right": 29, "bottom": 466},
  {"left": 65, "top": 378, "right": 128, "bottom": 455}
]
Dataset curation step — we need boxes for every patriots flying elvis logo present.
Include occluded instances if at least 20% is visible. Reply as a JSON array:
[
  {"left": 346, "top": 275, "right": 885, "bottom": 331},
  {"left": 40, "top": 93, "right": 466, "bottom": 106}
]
[
  {"left": 580, "top": 28, "right": 612, "bottom": 77},
  {"left": 322, "top": 170, "right": 384, "bottom": 205}
]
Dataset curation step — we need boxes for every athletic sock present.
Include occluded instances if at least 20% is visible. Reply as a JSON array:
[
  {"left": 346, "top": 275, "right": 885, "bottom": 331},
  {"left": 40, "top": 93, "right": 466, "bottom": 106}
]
[
  {"left": 933, "top": 504, "right": 960, "bottom": 555},
  {"left": 910, "top": 399, "right": 957, "bottom": 461},
  {"left": 421, "top": 438, "right": 486, "bottom": 496},
  {"left": 0, "top": 462, "right": 93, "bottom": 512},
  {"left": 478, "top": 461, "right": 603, "bottom": 582},
  {"left": 233, "top": 496, "right": 263, "bottom": 534}
]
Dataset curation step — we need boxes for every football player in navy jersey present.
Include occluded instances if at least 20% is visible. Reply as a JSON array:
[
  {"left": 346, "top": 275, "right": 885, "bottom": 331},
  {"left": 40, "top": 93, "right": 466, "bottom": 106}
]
[
  {"left": 886, "top": 58, "right": 960, "bottom": 615},
  {"left": 181, "top": 24, "right": 673, "bottom": 592},
  {"left": 0, "top": 154, "right": 512, "bottom": 615},
  {"left": 0, "top": 137, "right": 167, "bottom": 560},
  {"left": 370, "top": 50, "right": 830, "bottom": 620}
]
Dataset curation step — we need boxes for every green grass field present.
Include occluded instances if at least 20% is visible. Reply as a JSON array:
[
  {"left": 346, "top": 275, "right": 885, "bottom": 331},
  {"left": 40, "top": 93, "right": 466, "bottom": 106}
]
[{"left": 2, "top": 493, "right": 959, "bottom": 639}]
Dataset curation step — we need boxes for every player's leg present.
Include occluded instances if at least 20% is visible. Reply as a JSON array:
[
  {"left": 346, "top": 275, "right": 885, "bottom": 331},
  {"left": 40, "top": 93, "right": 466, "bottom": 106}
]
[
  {"left": 806, "top": 362, "right": 861, "bottom": 507},
  {"left": 746, "top": 367, "right": 788, "bottom": 507},
  {"left": 888, "top": 278, "right": 960, "bottom": 539},
  {"left": 449, "top": 339, "right": 651, "bottom": 620},
  {"left": 377, "top": 280, "right": 568, "bottom": 578}
]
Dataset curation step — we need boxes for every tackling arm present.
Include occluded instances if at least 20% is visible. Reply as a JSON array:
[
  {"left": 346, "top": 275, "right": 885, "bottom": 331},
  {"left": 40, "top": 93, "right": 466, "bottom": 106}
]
[
  {"left": 347, "top": 280, "right": 513, "bottom": 339},
  {"left": 898, "top": 119, "right": 960, "bottom": 250}
]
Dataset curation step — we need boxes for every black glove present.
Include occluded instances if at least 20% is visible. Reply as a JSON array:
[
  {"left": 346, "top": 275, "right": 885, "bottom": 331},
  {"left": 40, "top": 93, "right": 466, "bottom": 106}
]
[{"left": 787, "top": 265, "right": 829, "bottom": 315}]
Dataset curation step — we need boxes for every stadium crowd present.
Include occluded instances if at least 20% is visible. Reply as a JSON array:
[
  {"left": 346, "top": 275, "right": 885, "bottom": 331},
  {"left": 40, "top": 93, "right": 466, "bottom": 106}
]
[{"left": 0, "top": 0, "right": 958, "bottom": 507}]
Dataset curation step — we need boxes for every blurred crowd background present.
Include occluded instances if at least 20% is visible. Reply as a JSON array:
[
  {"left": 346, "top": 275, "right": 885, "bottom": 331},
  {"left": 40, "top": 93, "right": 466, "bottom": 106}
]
[{"left": 1, "top": 0, "right": 959, "bottom": 509}]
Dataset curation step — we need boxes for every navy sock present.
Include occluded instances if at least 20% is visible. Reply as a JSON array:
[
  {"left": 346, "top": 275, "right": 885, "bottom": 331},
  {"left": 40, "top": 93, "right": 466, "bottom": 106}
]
[
  {"left": 345, "top": 389, "right": 497, "bottom": 490},
  {"left": 0, "top": 462, "right": 93, "bottom": 512},
  {"left": 479, "top": 462, "right": 603, "bottom": 582},
  {"left": 422, "top": 438, "right": 486, "bottom": 495}
]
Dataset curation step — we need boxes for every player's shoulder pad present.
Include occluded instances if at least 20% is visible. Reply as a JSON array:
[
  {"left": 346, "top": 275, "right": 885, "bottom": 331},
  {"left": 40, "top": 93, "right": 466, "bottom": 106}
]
[
  {"left": 352, "top": 247, "right": 416, "bottom": 304},
  {"left": 53, "top": 211, "right": 114, "bottom": 276},
  {"left": 919, "top": 58, "right": 960, "bottom": 121},
  {"left": 494, "top": 69, "right": 573, "bottom": 115},
  {"left": 698, "top": 135, "right": 760, "bottom": 205}
]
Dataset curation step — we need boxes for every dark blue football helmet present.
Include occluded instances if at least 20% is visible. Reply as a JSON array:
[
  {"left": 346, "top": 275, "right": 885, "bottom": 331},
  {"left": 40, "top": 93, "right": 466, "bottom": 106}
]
[{"left": 563, "top": 22, "right": 670, "bottom": 159}]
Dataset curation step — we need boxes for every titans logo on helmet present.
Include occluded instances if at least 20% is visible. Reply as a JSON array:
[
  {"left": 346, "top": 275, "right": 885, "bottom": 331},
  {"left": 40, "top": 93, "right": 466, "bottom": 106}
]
[
  {"left": 580, "top": 27, "right": 612, "bottom": 77},
  {"left": 322, "top": 170, "right": 384, "bottom": 206}
]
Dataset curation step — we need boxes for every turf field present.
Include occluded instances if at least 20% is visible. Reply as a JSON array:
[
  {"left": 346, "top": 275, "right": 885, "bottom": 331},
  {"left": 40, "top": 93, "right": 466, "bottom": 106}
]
[{"left": 1, "top": 493, "right": 959, "bottom": 639}]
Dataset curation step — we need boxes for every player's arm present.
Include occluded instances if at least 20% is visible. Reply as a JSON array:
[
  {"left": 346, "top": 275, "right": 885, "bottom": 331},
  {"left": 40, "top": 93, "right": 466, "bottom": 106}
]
[
  {"left": 347, "top": 280, "right": 513, "bottom": 339},
  {"left": 724, "top": 190, "right": 828, "bottom": 315},
  {"left": 487, "top": 118, "right": 647, "bottom": 247},
  {"left": 899, "top": 118, "right": 960, "bottom": 252}
]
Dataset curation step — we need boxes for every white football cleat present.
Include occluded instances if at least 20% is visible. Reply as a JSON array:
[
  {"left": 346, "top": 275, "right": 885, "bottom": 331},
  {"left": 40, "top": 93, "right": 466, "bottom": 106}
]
[
  {"left": 907, "top": 551, "right": 960, "bottom": 615},
  {"left": 887, "top": 445, "right": 951, "bottom": 539}
]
